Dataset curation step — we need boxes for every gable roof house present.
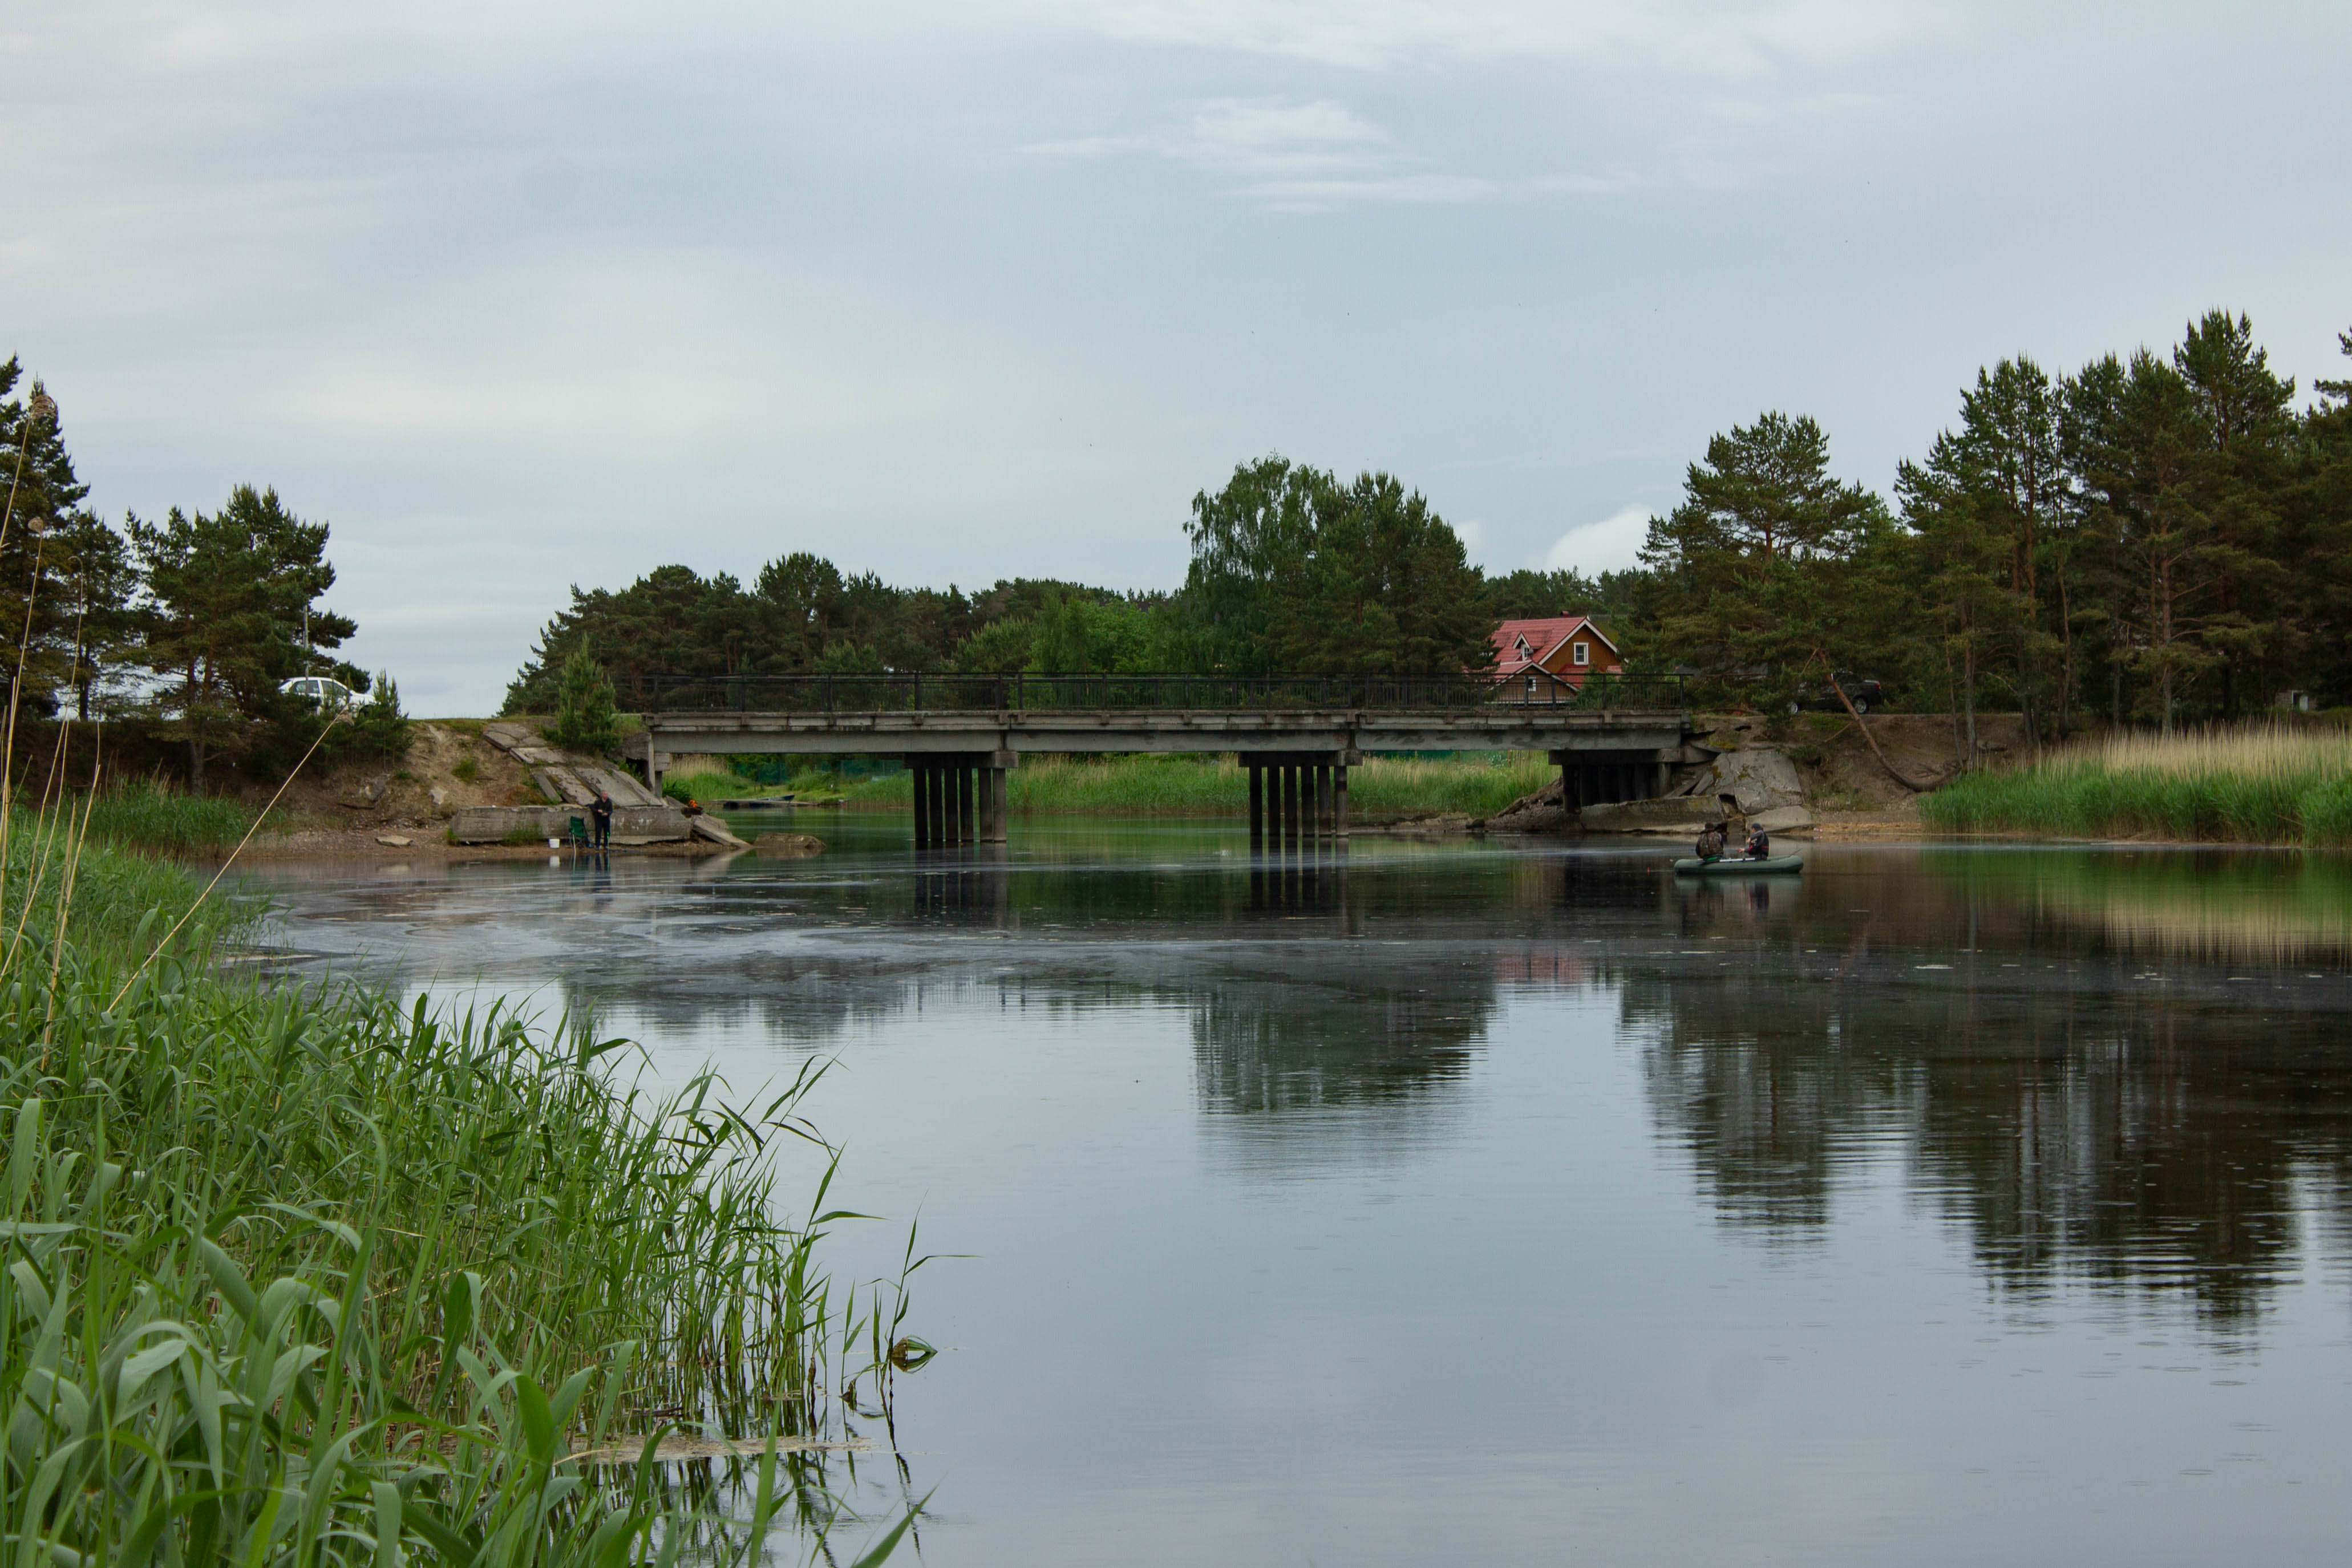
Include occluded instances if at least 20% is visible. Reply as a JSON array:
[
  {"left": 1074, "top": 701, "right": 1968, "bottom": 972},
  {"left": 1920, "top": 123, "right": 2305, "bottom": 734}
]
[{"left": 1487, "top": 615, "right": 1623, "bottom": 699}]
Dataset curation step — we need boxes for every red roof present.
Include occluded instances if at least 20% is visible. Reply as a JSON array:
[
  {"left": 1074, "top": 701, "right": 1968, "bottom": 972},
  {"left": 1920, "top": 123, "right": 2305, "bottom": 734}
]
[{"left": 1489, "top": 615, "right": 1620, "bottom": 674}]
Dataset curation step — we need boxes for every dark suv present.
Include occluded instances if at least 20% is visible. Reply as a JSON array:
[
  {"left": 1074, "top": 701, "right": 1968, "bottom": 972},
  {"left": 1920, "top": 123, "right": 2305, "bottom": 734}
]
[{"left": 1790, "top": 671, "right": 1884, "bottom": 715}]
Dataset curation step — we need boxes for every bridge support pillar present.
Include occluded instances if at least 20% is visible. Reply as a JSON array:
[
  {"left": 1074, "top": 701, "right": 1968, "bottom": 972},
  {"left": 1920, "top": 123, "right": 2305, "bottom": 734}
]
[
  {"left": 1248, "top": 765, "right": 1265, "bottom": 850},
  {"left": 908, "top": 753, "right": 1002, "bottom": 850}
]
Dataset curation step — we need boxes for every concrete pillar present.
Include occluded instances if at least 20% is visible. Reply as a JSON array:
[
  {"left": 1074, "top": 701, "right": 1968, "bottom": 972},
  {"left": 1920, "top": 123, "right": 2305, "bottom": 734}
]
[
  {"left": 1249, "top": 764, "right": 1264, "bottom": 851},
  {"left": 911, "top": 763, "right": 932, "bottom": 850},
  {"left": 956, "top": 764, "right": 975, "bottom": 845},
  {"left": 1334, "top": 764, "right": 1349, "bottom": 838}
]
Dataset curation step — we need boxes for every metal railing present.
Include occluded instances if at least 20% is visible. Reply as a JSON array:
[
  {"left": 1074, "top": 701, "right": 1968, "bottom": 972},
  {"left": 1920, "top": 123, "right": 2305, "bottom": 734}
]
[{"left": 629, "top": 670, "right": 1686, "bottom": 716}]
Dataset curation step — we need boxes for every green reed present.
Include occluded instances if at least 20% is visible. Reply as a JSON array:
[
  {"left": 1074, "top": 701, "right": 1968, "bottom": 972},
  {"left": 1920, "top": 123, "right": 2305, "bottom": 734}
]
[
  {"left": 1922, "top": 725, "right": 2352, "bottom": 846},
  {"left": 73, "top": 776, "right": 281, "bottom": 857},
  {"left": 0, "top": 813, "right": 921, "bottom": 1566}
]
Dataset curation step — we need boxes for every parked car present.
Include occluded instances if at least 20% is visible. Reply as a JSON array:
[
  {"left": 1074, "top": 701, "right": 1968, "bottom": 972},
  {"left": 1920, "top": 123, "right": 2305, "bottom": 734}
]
[
  {"left": 281, "top": 674, "right": 358, "bottom": 710},
  {"left": 1790, "top": 671, "right": 1884, "bottom": 715}
]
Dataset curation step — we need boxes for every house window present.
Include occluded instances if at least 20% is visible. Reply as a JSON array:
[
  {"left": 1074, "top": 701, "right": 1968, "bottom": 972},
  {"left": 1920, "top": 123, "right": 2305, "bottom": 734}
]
[
  {"left": 1513, "top": 635, "right": 1532, "bottom": 660},
  {"left": 1573, "top": 642, "right": 1590, "bottom": 667}
]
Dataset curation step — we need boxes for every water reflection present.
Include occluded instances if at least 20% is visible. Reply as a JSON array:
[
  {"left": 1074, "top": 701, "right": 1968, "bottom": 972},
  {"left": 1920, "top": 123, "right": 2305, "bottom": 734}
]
[
  {"left": 1634, "top": 845, "right": 2352, "bottom": 1326},
  {"left": 234, "top": 833, "right": 2352, "bottom": 1328}
]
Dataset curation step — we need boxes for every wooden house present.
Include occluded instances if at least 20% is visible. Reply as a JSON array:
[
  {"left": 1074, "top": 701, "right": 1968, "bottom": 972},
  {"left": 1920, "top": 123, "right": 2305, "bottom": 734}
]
[{"left": 1487, "top": 615, "right": 1624, "bottom": 700}]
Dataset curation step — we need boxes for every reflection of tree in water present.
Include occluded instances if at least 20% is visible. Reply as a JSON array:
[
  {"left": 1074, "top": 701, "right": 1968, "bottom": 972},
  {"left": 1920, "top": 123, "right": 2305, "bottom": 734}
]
[
  {"left": 1193, "top": 977, "right": 1491, "bottom": 1113},
  {"left": 1633, "top": 972, "right": 1917, "bottom": 1234},
  {"left": 1637, "top": 970, "right": 2352, "bottom": 1326},
  {"left": 1191, "top": 961, "right": 1496, "bottom": 1174}
]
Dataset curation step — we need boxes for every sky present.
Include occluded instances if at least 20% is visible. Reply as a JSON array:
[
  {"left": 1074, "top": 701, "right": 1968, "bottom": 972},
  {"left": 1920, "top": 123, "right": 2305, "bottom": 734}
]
[{"left": 6, "top": 2, "right": 2349, "bottom": 715}]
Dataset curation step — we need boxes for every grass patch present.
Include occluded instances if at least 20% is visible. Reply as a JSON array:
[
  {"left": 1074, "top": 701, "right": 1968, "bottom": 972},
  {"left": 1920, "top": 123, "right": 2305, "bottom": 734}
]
[
  {"left": 0, "top": 807, "right": 921, "bottom": 1563},
  {"left": 663, "top": 767, "right": 764, "bottom": 804},
  {"left": 76, "top": 778, "right": 280, "bottom": 857},
  {"left": 1921, "top": 725, "right": 2352, "bottom": 845},
  {"left": 832, "top": 751, "right": 1556, "bottom": 821},
  {"left": 452, "top": 752, "right": 481, "bottom": 783}
]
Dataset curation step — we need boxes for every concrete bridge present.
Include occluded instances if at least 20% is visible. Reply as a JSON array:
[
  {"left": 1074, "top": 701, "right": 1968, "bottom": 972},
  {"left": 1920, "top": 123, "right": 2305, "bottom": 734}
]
[{"left": 627, "top": 672, "right": 1697, "bottom": 849}]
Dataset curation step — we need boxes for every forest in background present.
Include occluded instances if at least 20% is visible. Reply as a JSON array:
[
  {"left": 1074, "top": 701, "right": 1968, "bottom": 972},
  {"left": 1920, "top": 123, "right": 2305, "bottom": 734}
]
[
  {"left": 0, "top": 358, "right": 406, "bottom": 789},
  {"left": 508, "top": 310, "right": 2352, "bottom": 749}
]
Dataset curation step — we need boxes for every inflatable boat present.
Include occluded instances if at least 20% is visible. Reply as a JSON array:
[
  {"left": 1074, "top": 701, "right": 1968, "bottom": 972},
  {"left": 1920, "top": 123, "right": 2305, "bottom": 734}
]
[{"left": 1671, "top": 854, "right": 1805, "bottom": 876}]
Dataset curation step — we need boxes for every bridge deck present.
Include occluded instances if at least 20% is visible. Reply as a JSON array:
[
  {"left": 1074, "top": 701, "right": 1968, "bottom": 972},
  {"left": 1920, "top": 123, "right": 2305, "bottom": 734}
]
[{"left": 636, "top": 706, "right": 1690, "bottom": 758}]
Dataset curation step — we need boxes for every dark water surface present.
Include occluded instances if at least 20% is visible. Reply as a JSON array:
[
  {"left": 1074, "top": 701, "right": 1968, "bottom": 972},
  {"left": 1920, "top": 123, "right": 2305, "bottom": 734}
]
[{"left": 234, "top": 821, "right": 2352, "bottom": 1565}]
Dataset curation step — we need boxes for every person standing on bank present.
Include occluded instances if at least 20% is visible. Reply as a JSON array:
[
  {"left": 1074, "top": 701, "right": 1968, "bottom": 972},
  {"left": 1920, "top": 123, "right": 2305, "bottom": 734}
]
[{"left": 590, "top": 788, "right": 614, "bottom": 850}]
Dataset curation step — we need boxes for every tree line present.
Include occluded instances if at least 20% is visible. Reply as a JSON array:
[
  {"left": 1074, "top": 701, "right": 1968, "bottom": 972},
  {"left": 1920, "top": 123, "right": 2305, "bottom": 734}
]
[
  {"left": 1631, "top": 310, "right": 2352, "bottom": 747},
  {"left": 510, "top": 308, "right": 2352, "bottom": 753},
  {"left": 0, "top": 357, "right": 403, "bottom": 788},
  {"left": 504, "top": 457, "right": 1606, "bottom": 709}
]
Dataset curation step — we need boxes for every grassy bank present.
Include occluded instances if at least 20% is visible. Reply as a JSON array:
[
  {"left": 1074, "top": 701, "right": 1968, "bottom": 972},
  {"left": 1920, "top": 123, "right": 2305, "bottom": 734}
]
[
  {"left": 1920, "top": 726, "right": 2352, "bottom": 845},
  {"left": 803, "top": 751, "right": 1557, "bottom": 822},
  {"left": 0, "top": 810, "right": 915, "bottom": 1564}
]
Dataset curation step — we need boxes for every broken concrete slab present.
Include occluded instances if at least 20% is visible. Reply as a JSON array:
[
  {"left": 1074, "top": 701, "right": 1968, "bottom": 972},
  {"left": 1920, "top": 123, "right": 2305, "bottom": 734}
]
[
  {"left": 481, "top": 722, "right": 540, "bottom": 752},
  {"left": 1751, "top": 805, "right": 1816, "bottom": 833},
  {"left": 688, "top": 815, "right": 752, "bottom": 850}
]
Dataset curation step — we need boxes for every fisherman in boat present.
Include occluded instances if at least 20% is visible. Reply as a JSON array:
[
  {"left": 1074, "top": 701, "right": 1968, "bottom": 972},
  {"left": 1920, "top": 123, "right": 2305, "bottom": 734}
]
[
  {"left": 1743, "top": 821, "right": 1771, "bottom": 860},
  {"left": 1695, "top": 821, "right": 1727, "bottom": 861}
]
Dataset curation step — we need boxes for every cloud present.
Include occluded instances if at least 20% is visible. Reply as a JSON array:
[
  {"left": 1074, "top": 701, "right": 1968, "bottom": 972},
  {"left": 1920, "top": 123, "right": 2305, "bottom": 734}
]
[
  {"left": 1451, "top": 516, "right": 1488, "bottom": 563},
  {"left": 1018, "top": 95, "right": 1616, "bottom": 209},
  {"left": 995, "top": 0, "right": 1938, "bottom": 75},
  {"left": 1543, "top": 505, "right": 1651, "bottom": 574}
]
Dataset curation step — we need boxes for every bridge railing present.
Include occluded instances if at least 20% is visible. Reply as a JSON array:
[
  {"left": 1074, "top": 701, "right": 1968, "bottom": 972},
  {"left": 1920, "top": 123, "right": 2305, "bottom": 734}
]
[{"left": 630, "top": 670, "right": 1686, "bottom": 715}]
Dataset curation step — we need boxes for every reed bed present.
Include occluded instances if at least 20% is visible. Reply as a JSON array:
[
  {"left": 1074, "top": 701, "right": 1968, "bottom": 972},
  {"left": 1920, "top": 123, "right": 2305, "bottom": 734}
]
[
  {"left": 833, "top": 751, "right": 1556, "bottom": 821},
  {"left": 0, "top": 808, "right": 919, "bottom": 1566},
  {"left": 73, "top": 776, "right": 282, "bottom": 856},
  {"left": 1921, "top": 726, "right": 2352, "bottom": 845}
]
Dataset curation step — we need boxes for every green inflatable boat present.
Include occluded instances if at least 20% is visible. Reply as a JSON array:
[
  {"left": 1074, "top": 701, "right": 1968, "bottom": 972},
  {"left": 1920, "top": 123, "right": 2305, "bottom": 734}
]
[{"left": 1672, "top": 854, "right": 1805, "bottom": 876}]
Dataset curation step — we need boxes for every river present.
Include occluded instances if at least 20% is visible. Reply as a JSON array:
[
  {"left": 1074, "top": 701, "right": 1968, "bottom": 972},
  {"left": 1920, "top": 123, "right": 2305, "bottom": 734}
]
[{"left": 234, "top": 819, "right": 2352, "bottom": 1565}]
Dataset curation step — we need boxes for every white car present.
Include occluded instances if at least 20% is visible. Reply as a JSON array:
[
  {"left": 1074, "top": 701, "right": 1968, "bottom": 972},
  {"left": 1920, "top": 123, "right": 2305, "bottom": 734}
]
[{"left": 282, "top": 675, "right": 358, "bottom": 709}]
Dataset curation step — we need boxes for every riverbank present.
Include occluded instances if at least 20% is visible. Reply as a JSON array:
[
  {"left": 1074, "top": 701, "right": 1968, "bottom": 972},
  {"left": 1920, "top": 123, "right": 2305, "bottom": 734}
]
[
  {"left": 1920, "top": 726, "right": 2352, "bottom": 845},
  {"left": 0, "top": 811, "right": 911, "bottom": 1563}
]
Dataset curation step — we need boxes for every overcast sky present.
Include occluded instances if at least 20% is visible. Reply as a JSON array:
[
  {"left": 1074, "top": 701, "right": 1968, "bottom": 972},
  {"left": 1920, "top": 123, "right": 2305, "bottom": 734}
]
[{"left": 7, "top": 2, "right": 2349, "bottom": 714}]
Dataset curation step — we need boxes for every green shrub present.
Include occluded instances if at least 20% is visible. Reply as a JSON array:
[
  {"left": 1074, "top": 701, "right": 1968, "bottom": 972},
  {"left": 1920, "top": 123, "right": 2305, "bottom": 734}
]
[{"left": 549, "top": 650, "right": 621, "bottom": 756}]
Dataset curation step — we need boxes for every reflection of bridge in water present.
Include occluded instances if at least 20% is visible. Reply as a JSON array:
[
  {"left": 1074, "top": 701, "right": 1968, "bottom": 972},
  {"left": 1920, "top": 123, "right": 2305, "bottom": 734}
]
[{"left": 629, "top": 672, "right": 1695, "bottom": 848}]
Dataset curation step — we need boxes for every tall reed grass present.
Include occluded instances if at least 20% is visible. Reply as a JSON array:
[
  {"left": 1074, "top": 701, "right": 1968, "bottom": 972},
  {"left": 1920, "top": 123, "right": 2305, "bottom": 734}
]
[
  {"left": 1921, "top": 725, "right": 2352, "bottom": 845},
  {"left": 75, "top": 776, "right": 281, "bottom": 856},
  {"left": 0, "top": 807, "right": 920, "bottom": 1564},
  {"left": 832, "top": 752, "right": 1556, "bottom": 821}
]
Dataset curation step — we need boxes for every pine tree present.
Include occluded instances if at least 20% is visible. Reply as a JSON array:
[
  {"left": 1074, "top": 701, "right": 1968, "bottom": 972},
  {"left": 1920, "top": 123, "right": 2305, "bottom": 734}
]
[
  {"left": 128, "top": 486, "right": 354, "bottom": 789},
  {"left": 549, "top": 650, "right": 620, "bottom": 756},
  {"left": 1637, "top": 412, "right": 1901, "bottom": 705}
]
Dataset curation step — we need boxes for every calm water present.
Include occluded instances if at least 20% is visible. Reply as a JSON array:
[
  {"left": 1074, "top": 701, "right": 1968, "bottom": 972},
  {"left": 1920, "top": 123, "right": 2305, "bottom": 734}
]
[{"left": 234, "top": 820, "right": 2352, "bottom": 1565}]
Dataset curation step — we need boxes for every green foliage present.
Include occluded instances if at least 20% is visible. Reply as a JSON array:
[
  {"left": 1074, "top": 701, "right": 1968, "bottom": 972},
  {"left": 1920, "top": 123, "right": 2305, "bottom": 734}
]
[
  {"left": 1920, "top": 726, "right": 2352, "bottom": 845},
  {"left": 662, "top": 768, "right": 755, "bottom": 803},
  {"left": 76, "top": 779, "right": 277, "bottom": 857},
  {"left": 452, "top": 752, "right": 481, "bottom": 784},
  {"left": 1180, "top": 456, "right": 1494, "bottom": 675},
  {"left": 341, "top": 668, "right": 412, "bottom": 763},
  {"left": 549, "top": 649, "right": 621, "bottom": 756},
  {"left": 127, "top": 485, "right": 360, "bottom": 789},
  {"left": 1637, "top": 412, "right": 1904, "bottom": 704},
  {"left": 0, "top": 828, "right": 916, "bottom": 1566}
]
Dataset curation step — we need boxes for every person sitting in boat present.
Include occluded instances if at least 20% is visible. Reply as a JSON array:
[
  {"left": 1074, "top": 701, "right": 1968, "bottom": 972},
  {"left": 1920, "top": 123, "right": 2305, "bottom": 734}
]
[
  {"left": 1695, "top": 822, "right": 1726, "bottom": 861},
  {"left": 1744, "top": 822, "right": 1770, "bottom": 860}
]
